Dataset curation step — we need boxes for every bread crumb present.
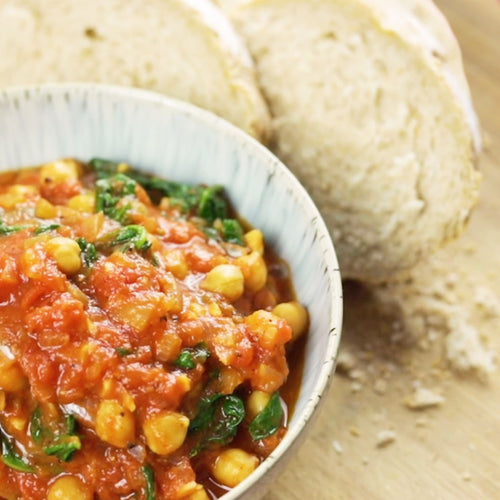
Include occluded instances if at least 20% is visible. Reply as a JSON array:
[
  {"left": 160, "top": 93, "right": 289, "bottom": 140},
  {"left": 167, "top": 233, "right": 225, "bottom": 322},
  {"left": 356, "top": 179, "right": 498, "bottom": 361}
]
[
  {"left": 373, "top": 258, "right": 497, "bottom": 378},
  {"left": 405, "top": 385, "right": 445, "bottom": 410},
  {"left": 348, "top": 368, "right": 367, "bottom": 382},
  {"left": 375, "top": 429, "right": 396, "bottom": 448},
  {"left": 332, "top": 440, "right": 343, "bottom": 455},
  {"left": 373, "top": 378, "right": 388, "bottom": 395},
  {"left": 362, "top": 456, "right": 370, "bottom": 465},
  {"left": 445, "top": 315, "right": 496, "bottom": 374},
  {"left": 415, "top": 416, "right": 429, "bottom": 427},
  {"left": 473, "top": 285, "right": 500, "bottom": 317},
  {"left": 462, "top": 472, "right": 472, "bottom": 482},
  {"left": 336, "top": 349, "right": 358, "bottom": 374},
  {"left": 349, "top": 426, "right": 361, "bottom": 437},
  {"left": 350, "top": 381, "right": 363, "bottom": 393}
]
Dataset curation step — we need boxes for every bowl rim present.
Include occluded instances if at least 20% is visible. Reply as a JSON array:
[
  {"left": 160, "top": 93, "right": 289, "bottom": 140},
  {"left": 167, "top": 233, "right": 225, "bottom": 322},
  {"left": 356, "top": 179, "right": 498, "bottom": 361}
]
[{"left": 0, "top": 82, "right": 343, "bottom": 498}]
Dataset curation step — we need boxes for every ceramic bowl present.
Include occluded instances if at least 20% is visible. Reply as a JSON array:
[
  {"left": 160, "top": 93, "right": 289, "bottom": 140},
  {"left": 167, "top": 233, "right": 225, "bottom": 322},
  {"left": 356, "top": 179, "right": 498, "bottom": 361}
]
[{"left": 0, "top": 83, "right": 342, "bottom": 499}]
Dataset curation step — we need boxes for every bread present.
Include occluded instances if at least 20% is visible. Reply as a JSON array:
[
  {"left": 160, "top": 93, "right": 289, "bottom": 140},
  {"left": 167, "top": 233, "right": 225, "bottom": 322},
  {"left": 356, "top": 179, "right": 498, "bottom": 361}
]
[
  {"left": 218, "top": 0, "right": 482, "bottom": 282},
  {"left": 0, "top": 0, "right": 270, "bottom": 140}
]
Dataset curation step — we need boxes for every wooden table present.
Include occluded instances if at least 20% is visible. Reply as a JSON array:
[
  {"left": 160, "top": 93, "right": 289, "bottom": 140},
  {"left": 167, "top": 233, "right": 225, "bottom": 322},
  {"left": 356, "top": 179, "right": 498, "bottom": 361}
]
[{"left": 266, "top": 1, "right": 500, "bottom": 498}]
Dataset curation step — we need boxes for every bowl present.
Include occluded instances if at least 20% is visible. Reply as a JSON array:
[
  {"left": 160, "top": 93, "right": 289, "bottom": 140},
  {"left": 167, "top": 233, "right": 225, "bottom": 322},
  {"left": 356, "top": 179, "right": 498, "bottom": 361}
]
[{"left": 0, "top": 83, "right": 342, "bottom": 499}]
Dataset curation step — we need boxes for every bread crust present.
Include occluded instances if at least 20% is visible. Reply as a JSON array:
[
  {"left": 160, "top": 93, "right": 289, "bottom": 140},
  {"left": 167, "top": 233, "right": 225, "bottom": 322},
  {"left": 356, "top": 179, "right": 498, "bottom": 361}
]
[
  {"left": 0, "top": 0, "right": 270, "bottom": 140},
  {"left": 223, "top": 0, "right": 481, "bottom": 282}
]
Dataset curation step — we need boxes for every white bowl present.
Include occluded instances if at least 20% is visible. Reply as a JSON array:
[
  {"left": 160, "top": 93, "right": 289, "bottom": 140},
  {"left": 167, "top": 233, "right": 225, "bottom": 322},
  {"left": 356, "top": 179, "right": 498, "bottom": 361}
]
[{"left": 0, "top": 83, "right": 342, "bottom": 499}]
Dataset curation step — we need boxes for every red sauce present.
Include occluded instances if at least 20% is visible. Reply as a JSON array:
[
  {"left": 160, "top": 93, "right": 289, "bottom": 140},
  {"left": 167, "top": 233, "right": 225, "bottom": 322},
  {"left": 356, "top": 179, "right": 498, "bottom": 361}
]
[{"left": 0, "top": 159, "right": 307, "bottom": 500}]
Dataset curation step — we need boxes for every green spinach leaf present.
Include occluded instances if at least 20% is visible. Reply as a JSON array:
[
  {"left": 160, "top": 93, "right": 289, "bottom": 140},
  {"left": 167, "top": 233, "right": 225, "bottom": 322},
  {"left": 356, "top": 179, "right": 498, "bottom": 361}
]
[
  {"left": 95, "top": 174, "right": 137, "bottom": 224},
  {"left": 30, "top": 406, "right": 45, "bottom": 445},
  {"left": 197, "top": 186, "right": 227, "bottom": 222},
  {"left": 44, "top": 435, "right": 81, "bottom": 462},
  {"left": 221, "top": 219, "right": 244, "bottom": 245},
  {"left": 248, "top": 392, "right": 283, "bottom": 441},
  {"left": 33, "top": 223, "right": 61, "bottom": 235},
  {"left": 0, "top": 220, "right": 25, "bottom": 236},
  {"left": 96, "top": 225, "right": 151, "bottom": 253},
  {"left": 174, "top": 343, "right": 211, "bottom": 370},
  {"left": 142, "top": 464, "right": 156, "bottom": 500},
  {"left": 189, "top": 394, "right": 245, "bottom": 457},
  {"left": 0, "top": 426, "right": 34, "bottom": 473},
  {"left": 76, "top": 237, "right": 98, "bottom": 266},
  {"left": 43, "top": 412, "right": 81, "bottom": 462}
]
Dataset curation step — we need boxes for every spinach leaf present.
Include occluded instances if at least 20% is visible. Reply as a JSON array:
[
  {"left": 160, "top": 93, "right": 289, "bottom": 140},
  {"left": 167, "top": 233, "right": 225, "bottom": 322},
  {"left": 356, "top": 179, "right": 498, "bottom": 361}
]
[
  {"left": 0, "top": 425, "right": 34, "bottom": 473},
  {"left": 33, "top": 223, "right": 61, "bottom": 235},
  {"left": 142, "top": 464, "right": 156, "bottom": 500},
  {"left": 88, "top": 159, "right": 205, "bottom": 215},
  {"left": 109, "top": 225, "right": 151, "bottom": 251},
  {"left": 95, "top": 174, "right": 137, "bottom": 224},
  {"left": 135, "top": 175, "right": 228, "bottom": 223},
  {"left": 88, "top": 159, "right": 241, "bottom": 244},
  {"left": 248, "top": 392, "right": 283, "bottom": 441},
  {"left": 115, "top": 347, "right": 134, "bottom": 357},
  {"left": 142, "top": 178, "right": 204, "bottom": 212},
  {"left": 189, "top": 394, "right": 245, "bottom": 457},
  {"left": 0, "top": 220, "right": 25, "bottom": 236},
  {"left": 188, "top": 394, "right": 221, "bottom": 435},
  {"left": 76, "top": 237, "right": 99, "bottom": 266},
  {"left": 65, "top": 414, "right": 77, "bottom": 435},
  {"left": 197, "top": 186, "right": 227, "bottom": 223},
  {"left": 44, "top": 435, "right": 81, "bottom": 462},
  {"left": 88, "top": 158, "right": 122, "bottom": 179},
  {"left": 30, "top": 406, "right": 45, "bottom": 445},
  {"left": 96, "top": 225, "right": 151, "bottom": 253},
  {"left": 43, "top": 412, "right": 81, "bottom": 462},
  {"left": 174, "top": 343, "right": 211, "bottom": 370},
  {"left": 221, "top": 219, "right": 244, "bottom": 245},
  {"left": 175, "top": 351, "right": 195, "bottom": 370}
]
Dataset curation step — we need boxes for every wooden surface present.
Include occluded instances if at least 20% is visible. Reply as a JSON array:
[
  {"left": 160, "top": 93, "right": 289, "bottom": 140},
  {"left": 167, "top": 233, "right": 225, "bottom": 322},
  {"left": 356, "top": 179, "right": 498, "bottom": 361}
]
[{"left": 265, "top": 1, "right": 500, "bottom": 499}]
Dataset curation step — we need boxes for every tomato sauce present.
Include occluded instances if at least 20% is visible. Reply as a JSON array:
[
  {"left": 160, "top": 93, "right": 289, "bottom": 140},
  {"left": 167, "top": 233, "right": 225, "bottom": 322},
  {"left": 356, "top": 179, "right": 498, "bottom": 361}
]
[{"left": 0, "top": 159, "right": 308, "bottom": 499}]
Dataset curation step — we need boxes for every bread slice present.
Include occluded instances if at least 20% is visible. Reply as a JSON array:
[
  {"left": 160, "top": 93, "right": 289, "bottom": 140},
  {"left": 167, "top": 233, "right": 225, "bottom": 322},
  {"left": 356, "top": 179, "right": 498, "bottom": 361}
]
[
  {"left": 219, "top": 0, "right": 482, "bottom": 282},
  {"left": 0, "top": 0, "right": 270, "bottom": 140}
]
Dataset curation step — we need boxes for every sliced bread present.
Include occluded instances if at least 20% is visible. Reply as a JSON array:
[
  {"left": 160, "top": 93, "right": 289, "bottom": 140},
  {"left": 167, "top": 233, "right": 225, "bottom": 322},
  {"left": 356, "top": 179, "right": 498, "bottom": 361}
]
[
  {"left": 219, "top": 0, "right": 482, "bottom": 282},
  {"left": 0, "top": 0, "right": 270, "bottom": 140}
]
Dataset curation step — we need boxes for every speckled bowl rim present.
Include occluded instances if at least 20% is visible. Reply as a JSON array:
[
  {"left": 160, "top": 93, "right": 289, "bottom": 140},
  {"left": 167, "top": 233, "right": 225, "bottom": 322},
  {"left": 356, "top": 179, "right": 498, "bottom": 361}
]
[{"left": 0, "top": 83, "right": 343, "bottom": 499}]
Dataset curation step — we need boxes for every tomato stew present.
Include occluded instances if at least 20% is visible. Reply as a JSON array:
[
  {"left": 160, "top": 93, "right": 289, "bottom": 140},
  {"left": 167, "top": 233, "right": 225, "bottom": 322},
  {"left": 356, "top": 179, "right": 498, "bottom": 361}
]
[{"left": 0, "top": 158, "right": 308, "bottom": 500}]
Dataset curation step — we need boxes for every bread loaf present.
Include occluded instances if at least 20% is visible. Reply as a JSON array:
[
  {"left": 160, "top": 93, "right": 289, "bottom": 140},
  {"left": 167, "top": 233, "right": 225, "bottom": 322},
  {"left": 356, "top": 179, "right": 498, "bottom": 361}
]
[
  {"left": 0, "top": 0, "right": 270, "bottom": 140},
  {"left": 219, "top": 0, "right": 482, "bottom": 282}
]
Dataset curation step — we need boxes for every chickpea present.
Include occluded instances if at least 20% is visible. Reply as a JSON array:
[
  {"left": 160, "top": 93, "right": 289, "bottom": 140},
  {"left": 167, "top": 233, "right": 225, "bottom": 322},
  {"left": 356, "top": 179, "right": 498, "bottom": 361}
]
[
  {"left": 40, "top": 159, "right": 80, "bottom": 183},
  {"left": 187, "top": 490, "right": 210, "bottom": 500},
  {"left": 272, "top": 301, "right": 309, "bottom": 341},
  {"left": 47, "top": 475, "right": 92, "bottom": 500},
  {"left": 176, "top": 481, "right": 210, "bottom": 500},
  {"left": 95, "top": 400, "right": 135, "bottom": 448},
  {"left": 200, "top": 264, "right": 244, "bottom": 302},
  {"left": 45, "top": 237, "right": 82, "bottom": 274},
  {"left": 243, "top": 229, "right": 264, "bottom": 255},
  {"left": 143, "top": 411, "right": 189, "bottom": 455},
  {"left": 234, "top": 251, "right": 267, "bottom": 293},
  {"left": 35, "top": 198, "right": 57, "bottom": 219},
  {"left": 0, "top": 348, "right": 28, "bottom": 392},
  {"left": 246, "top": 390, "right": 271, "bottom": 420},
  {"left": 212, "top": 448, "right": 259, "bottom": 488},
  {"left": 67, "top": 193, "right": 95, "bottom": 213}
]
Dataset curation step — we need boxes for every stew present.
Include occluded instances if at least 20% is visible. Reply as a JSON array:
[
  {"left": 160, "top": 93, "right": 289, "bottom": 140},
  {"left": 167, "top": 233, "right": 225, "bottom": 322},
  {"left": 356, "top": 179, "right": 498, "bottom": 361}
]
[{"left": 0, "top": 158, "right": 308, "bottom": 499}]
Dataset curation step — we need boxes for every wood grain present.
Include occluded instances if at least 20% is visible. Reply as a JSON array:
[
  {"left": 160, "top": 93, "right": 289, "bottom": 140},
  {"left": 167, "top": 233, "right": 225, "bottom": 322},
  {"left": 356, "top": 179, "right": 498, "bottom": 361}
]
[{"left": 265, "top": 1, "right": 500, "bottom": 499}]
